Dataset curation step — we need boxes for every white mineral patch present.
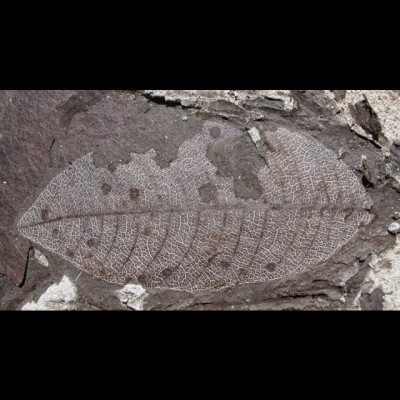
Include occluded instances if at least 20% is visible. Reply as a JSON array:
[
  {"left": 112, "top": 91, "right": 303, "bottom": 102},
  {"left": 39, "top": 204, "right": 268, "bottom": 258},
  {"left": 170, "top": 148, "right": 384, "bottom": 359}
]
[
  {"left": 22, "top": 275, "right": 77, "bottom": 311},
  {"left": 388, "top": 222, "right": 400, "bottom": 235},
  {"left": 248, "top": 127, "right": 261, "bottom": 144},
  {"left": 235, "top": 90, "right": 298, "bottom": 112},
  {"left": 116, "top": 284, "right": 148, "bottom": 311},
  {"left": 362, "top": 197, "right": 374, "bottom": 210},
  {"left": 33, "top": 248, "right": 49, "bottom": 267}
]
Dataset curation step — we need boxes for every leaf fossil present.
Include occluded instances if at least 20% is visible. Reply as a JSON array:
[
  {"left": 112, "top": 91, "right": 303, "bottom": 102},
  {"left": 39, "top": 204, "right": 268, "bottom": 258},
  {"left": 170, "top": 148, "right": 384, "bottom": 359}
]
[{"left": 18, "top": 122, "right": 373, "bottom": 291}]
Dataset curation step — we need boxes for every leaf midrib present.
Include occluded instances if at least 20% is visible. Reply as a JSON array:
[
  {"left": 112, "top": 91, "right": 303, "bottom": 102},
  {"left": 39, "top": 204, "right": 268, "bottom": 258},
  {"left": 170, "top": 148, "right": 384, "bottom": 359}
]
[{"left": 18, "top": 202, "right": 369, "bottom": 229}]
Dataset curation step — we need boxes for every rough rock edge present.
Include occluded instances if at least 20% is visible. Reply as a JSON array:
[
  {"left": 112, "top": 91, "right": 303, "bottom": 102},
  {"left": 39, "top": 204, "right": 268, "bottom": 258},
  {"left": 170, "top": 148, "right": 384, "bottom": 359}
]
[
  {"left": 323, "top": 90, "right": 400, "bottom": 151},
  {"left": 319, "top": 90, "right": 400, "bottom": 310},
  {"left": 352, "top": 236, "right": 400, "bottom": 310},
  {"left": 142, "top": 90, "right": 298, "bottom": 116}
]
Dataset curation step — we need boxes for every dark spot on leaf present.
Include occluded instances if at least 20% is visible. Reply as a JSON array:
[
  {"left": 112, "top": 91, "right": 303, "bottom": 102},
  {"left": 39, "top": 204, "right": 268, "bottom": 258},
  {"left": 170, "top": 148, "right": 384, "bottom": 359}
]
[
  {"left": 143, "top": 226, "right": 152, "bottom": 236},
  {"left": 265, "top": 262, "right": 276, "bottom": 272},
  {"left": 66, "top": 249, "right": 74, "bottom": 258},
  {"left": 210, "top": 126, "right": 221, "bottom": 138},
  {"left": 344, "top": 208, "right": 355, "bottom": 222},
  {"left": 220, "top": 260, "right": 230, "bottom": 269},
  {"left": 137, "top": 274, "right": 146, "bottom": 284},
  {"left": 129, "top": 188, "right": 140, "bottom": 201},
  {"left": 162, "top": 268, "right": 173, "bottom": 277},
  {"left": 107, "top": 163, "right": 117, "bottom": 173},
  {"left": 87, "top": 238, "right": 96, "bottom": 248},
  {"left": 238, "top": 268, "right": 247, "bottom": 279},
  {"left": 41, "top": 208, "right": 49, "bottom": 221},
  {"left": 101, "top": 183, "right": 112, "bottom": 195},
  {"left": 198, "top": 182, "right": 217, "bottom": 203},
  {"left": 52, "top": 228, "right": 59, "bottom": 237}
]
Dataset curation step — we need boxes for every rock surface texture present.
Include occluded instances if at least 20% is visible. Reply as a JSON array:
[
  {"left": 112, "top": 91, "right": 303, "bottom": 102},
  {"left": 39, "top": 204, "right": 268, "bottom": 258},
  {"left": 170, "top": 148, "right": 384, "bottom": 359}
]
[{"left": 1, "top": 90, "right": 399, "bottom": 310}]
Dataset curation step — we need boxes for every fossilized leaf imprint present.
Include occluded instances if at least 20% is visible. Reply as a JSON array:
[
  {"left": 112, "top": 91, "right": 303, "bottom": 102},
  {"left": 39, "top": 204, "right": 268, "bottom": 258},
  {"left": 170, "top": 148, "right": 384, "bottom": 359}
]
[{"left": 18, "top": 122, "right": 373, "bottom": 291}]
